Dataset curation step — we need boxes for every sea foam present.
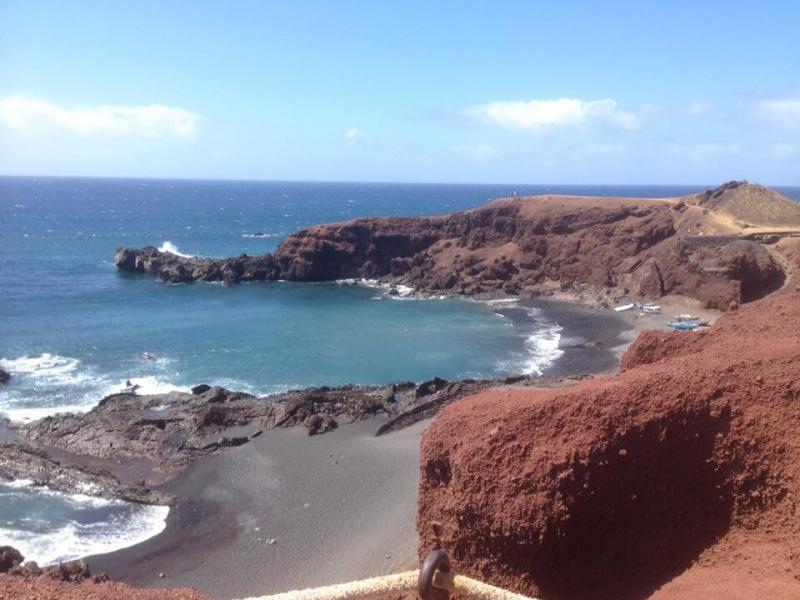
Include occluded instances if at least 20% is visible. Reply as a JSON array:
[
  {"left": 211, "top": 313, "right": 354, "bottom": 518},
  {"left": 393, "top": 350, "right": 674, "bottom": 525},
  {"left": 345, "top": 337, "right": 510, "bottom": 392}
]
[
  {"left": 157, "top": 241, "right": 194, "bottom": 258},
  {"left": 487, "top": 300, "right": 564, "bottom": 377},
  {"left": 0, "top": 353, "right": 190, "bottom": 422},
  {"left": 0, "top": 481, "right": 169, "bottom": 566}
]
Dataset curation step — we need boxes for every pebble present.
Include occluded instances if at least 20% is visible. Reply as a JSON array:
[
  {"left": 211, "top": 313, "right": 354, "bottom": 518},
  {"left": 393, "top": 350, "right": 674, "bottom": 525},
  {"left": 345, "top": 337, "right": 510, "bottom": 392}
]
[
  {"left": 158, "top": 573, "right": 165, "bottom": 578},
  {"left": 266, "top": 538, "right": 277, "bottom": 545}
]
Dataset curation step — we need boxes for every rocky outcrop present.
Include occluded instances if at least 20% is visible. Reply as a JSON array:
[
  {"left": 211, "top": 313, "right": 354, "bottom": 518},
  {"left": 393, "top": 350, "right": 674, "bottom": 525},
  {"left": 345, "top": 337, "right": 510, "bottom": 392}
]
[
  {"left": 417, "top": 276, "right": 800, "bottom": 598},
  {"left": 0, "top": 545, "right": 209, "bottom": 599},
  {"left": 1, "top": 544, "right": 99, "bottom": 582},
  {"left": 619, "top": 237, "right": 785, "bottom": 309},
  {"left": 115, "top": 247, "right": 279, "bottom": 285},
  {"left": 0, "top": 369, "right": 10, "bottom": 384},
  {"left": 11, "top": 375, "right": 561, "bottom": 487},
  {"left": 0, "top": 547, "right": 23, "bottom": 573},
  {"left": 116, "top": 183, "right": 791, "bottom": 309},
  {"left": 0, "top": 443, "right": 172, "bottom": 505}
]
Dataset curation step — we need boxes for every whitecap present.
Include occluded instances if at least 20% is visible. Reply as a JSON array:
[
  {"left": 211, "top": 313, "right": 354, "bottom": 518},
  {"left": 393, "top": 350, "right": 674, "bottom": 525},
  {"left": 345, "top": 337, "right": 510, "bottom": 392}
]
[
  {"left": 0, "top": 405, "right": 92, "bottom": 423},
  {"left": 241, "top": 232, "right": 278, "bottom": 239},
  {"left": 157, "top": 241, "right": 194, "bottom": 258},
  {"left": 0, "top": 501, "right": 168, "bottom": 565},
  {"left": 104, "top": 376, "right": 191, "bottom": 396},
  {"left": 521, "top": 321, "right": 564, "bottom": 376},
  {"left": 490, "top": 305, "right": 565, "bottom": 377},
  {"left": 0, "top": 353, "right": 82, "bottom": 380},
  {"left": 0, "top": 353, "right": 104, "bottom": 421},
  {"left": 484, "top": 298, "right": 519, "bottom": 306}
]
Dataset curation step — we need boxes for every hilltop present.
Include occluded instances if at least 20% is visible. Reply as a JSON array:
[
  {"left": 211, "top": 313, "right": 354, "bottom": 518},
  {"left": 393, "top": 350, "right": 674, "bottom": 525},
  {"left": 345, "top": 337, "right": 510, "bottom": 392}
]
[
  {"left": 694, "top": 180, "right": 800, "bottom": 229},
  {"left": 116, "top": 182, "right": 797, "bottom": 310}
]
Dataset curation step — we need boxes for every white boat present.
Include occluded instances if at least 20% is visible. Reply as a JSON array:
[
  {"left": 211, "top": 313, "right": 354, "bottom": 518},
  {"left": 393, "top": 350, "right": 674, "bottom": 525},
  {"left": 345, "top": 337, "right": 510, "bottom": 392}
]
[
  {"left": 675, "top": 314, "right": 699, "bottom": 321},
  {"left": 614, "top": 303, "right": 636, "bottom": 312},
  {"left": 642, "top": 304, "right": 662, "bottom": 314}
]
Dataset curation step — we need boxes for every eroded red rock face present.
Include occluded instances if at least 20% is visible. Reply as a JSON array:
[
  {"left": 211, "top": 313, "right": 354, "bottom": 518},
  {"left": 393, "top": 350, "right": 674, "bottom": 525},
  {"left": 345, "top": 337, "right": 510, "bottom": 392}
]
[
  {"left": 417, "top": 282, "right": 800, "bottom": 599},
  {"left": 117, "top": 185, "right": 788, "bottom": 309},
  {"left": 273, "top": 196, "right": 783, "bottom": 307},
  {"left": 0, "top": 573, "right": 210, "bottom": 599}
]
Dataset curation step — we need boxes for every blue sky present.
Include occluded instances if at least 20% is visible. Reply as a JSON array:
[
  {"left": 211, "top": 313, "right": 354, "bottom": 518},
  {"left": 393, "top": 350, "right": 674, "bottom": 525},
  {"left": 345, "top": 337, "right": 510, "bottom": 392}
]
[{"left": 1, "top": 0, "right": 799, "bottom": 184}]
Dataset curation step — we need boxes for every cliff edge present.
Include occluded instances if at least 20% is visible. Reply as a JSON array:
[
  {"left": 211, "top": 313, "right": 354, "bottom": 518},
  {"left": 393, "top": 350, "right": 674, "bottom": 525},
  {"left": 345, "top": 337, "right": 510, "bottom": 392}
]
[
  {"left": 417, "top": 241, "right": 800, "bottom": 600},
  {"left": 116, "top": 182, "right": 795, "bottom": 310}
]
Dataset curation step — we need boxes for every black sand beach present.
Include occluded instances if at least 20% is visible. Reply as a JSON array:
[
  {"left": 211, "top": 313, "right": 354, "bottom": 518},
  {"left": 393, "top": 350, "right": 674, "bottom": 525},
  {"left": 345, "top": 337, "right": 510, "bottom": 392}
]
[
  {"left": 84, "top": 300, "right": 641, "bottom": 599},
  {"left": 91, "top": 419, "right": 427, "bottom": 599}
]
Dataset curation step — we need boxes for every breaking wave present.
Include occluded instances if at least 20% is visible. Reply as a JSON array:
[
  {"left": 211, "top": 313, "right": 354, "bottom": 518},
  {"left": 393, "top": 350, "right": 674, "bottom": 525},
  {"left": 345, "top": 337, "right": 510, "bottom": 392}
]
[
  {"left": 487, "top": 300, "right": 564, "bottom": 377},
  {"left": 0, "top": 480, "right": 168, "bottom": 566},
  {"left": 157, "top": 241, "right": 194, "bottom": 258},
  {"left": 0, "top": 353, "right": 189, "bottom": 422}
]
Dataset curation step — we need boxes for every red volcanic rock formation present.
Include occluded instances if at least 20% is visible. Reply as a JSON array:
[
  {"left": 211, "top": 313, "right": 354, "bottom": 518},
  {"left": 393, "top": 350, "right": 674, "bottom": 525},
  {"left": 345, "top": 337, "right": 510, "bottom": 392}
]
[
  {"left": 0, "top": 573, "right": 210, "bottom": 599},
  {"left": 117, "top": 183, "right": 790, "bottom": 310},
  {"left": 417, "top": 276, "right": 800, "bottom": 598}
]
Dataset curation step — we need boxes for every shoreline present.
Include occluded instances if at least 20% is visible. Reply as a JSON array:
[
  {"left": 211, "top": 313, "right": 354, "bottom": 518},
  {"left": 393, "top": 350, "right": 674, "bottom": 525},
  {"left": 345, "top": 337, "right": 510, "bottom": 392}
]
[
  {"left": 80, "top": 297, "right": 644, "bottom": 599},
  {"left": 0, "top": 290, "right": 721, "bottom": 600}
]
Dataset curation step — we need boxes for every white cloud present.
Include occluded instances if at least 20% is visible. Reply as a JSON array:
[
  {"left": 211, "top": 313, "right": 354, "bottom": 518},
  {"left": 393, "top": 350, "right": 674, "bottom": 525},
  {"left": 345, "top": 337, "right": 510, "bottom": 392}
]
[
  {"left": 0, "top": 95, "right": 200, "bottom": 138},
  {"left": 765, "top": 143, "right": 800, "bottom": 160},
  {"left": 466, "top": 98, "right": 640, "bottom": 132},
  {"left": 687, "top": 101, "right": 713, "bottom": 115},
  {"left": 452, "top": 144, "right": 497, "bottom": 160},
  {"left": 344, "top": 127, "right": 362, "bottom": 143},
  {"left": 581, "top": 142, "right": 626, "bottom": 156},
  {"left": 754, "top": 98, "right": 800, "bottom": 130},
  {"left": 664, "top": 143, "right": 743, "bottom": 161}
]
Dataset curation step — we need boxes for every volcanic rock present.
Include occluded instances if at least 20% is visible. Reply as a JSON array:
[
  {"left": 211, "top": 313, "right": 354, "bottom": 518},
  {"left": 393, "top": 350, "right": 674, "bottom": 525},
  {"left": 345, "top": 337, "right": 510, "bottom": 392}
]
[
  {"left": 417, "top": 276, "right": 800, "bottom": 598},
  {"left": 0, "top": 369, "right": 10, "bottom": 384},
  {"left": 116, "top": 183, "right": 795, "bottom": 309},
  {"left": 0, "top": 443, "right": 172, "bottom": 505},
  {"left": 0, "top": 547, "right": 23, "bottom": 573},
  {"left": 11, "top": 376, "right": 545, "bottom": 486},
  {"left": 697, "top": 180, "right": 800, "bottom": 227}
]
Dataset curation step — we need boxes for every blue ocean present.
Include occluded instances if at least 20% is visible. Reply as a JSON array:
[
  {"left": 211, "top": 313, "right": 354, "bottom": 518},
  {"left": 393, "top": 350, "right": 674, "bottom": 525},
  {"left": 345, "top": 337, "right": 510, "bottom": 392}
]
[{"left": 1, "top": 177, "right": 798, "bottom": 565}]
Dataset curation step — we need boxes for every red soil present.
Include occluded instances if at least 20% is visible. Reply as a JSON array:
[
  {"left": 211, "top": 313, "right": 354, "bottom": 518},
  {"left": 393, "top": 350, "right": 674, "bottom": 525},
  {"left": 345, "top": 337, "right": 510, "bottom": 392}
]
[
  {"left": 0, "top": 573, "right": 209, "bottom": 600},
  {"left": 418, "top": 262, "right": 800, "bottom": 598}
]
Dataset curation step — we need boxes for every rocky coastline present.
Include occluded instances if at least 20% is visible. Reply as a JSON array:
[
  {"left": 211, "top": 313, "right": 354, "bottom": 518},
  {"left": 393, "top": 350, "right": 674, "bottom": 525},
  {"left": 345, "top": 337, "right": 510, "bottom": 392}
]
[
  {"left": 417, "top": 241, "right": 800, "bottom": 599},
  {"left": 1, "top": 373, "right": 587, "bottom": 498},
  {"left": 115, "top": 182, "right": 797, "bottom": 310},
  {"left": 3, "top": 181, "right": 800, "bottom": 599}
]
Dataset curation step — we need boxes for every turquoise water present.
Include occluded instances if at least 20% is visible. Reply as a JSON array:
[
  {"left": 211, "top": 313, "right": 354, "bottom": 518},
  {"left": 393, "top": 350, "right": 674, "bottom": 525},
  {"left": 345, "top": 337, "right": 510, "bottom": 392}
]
[
  {"left": 1, "top": 177, "right": 798, "bottom": 564},
  {"left": 1, "top": 177, "right": 737, "bottom": 421}
]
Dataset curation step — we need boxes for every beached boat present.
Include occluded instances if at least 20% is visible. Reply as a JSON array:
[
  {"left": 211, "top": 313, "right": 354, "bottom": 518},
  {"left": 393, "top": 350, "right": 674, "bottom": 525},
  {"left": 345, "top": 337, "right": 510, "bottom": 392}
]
[
  {"left": 674, "top": 314, "right": 699, "bottom": 321},
  {"left": 642, "top": 304, "right": 662, "bottom": 314},
  {"left": 670, "top": 321, "right": 700, "bottom": 331},
  {"left": 614, "top": 303, "right": 635, "bottom": 312}
]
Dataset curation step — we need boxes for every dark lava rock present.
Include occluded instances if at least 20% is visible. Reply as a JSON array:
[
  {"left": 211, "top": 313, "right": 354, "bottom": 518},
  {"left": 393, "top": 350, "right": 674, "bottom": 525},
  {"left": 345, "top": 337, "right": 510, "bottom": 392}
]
[
  {"left": 0, "top": 546, "right": 24, "bottom": 573},
  {"left": 306, "top": 414, "right": 338, "bottom": 436},
  {"left": 0, "top": 443, "right": 174, "bottom": 505},
  {"left": 416, "top": 377, "right": 448, "bottom": 398},
  {"left": 191, "top": 384, "right": 212, "bottom": 395},
  {"left": 0, "top": 369, "right": 10, "bottom": 384}
]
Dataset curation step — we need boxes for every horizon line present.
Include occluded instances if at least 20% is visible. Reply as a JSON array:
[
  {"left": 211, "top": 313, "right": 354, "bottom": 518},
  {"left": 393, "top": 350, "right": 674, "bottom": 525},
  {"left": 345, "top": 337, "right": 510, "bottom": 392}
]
[{"left": 2, "top": 173, "right": 798, "bottom": 189}]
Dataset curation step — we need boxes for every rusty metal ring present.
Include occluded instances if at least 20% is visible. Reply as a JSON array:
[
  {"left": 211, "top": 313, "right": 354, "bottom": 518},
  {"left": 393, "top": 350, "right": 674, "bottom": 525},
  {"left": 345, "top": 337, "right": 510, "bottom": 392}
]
[{"left": 418, "top": 549, "right": 451, "bottom": 600}]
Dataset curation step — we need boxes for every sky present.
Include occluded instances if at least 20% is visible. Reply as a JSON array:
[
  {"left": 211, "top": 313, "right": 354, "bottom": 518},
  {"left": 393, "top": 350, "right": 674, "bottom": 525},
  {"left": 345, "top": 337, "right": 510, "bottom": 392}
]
[{"left": 0, "top": 0, "right": 799, "bottom": 184}]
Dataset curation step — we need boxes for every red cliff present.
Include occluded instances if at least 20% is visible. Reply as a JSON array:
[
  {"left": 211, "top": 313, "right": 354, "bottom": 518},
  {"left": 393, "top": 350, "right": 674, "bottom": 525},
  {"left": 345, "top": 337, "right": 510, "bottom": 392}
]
[
  {"left": 117, "top": 182, "right": 794, "bottom": 310},
  {"left": 417, "top": 240, "right": 800, "bottom": 599}
]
